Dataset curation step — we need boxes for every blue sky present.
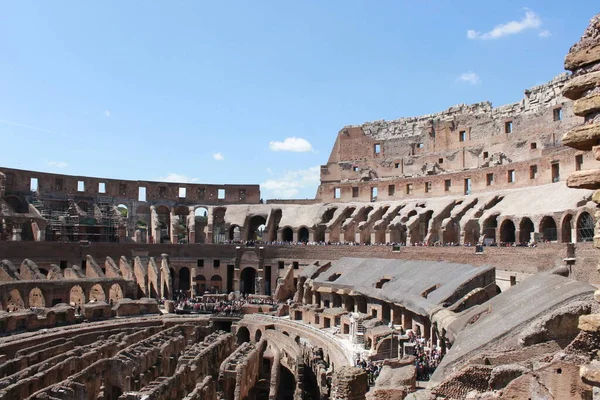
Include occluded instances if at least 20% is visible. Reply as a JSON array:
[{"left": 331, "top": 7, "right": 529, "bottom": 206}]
[{"left": 1, "top": 2, "right": 597, "bottom": 199}]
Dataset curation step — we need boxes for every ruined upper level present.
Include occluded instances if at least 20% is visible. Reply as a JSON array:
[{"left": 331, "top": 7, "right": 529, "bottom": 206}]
[
  {"left": 0, "top": 167, "right": 260, "bottom": 205},
  {"left": 318, "top": 73, "right": 600, "bottom": 202}
]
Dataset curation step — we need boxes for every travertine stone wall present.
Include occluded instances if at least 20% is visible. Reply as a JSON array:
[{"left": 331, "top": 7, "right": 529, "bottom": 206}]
[{"left": 317, "top": 73, "right": 600, "bottom": 202}]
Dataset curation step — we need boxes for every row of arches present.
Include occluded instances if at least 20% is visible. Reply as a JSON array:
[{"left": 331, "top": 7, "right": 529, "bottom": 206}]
[
  {"left": 2, "top": 283, "right": 124, "bottom": 311},
  {"left": 479, "top": 212, "right": 594, "bottom": 244}
]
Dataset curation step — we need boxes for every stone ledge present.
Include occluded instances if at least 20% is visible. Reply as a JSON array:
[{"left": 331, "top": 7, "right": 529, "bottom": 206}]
[
  {"left": 562, "top": 123, "right": 600, "bottom": 150},
  {"left": 578, "top": 313, "right": 600, "bottom": 332},
  {"left": 574, "top": 94, "right": 600, "bottom": 117},
  {"left": 563, "top": 71, "right": 600, "bottom": 100},
  {"left": 565, "top": 43, "right": 600, "bottom": 70},
  {"left": 567, "top": 169, "right": 600, "bottom": 190}
]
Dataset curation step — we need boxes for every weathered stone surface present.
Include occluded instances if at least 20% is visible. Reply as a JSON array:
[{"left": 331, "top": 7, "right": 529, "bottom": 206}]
[
  {"left": 566, "top": 169, "right": 600, "bottom": 189},
  {"left": 565, "top": 44, "right": 600, "bottom": 70},
  {"left": 562, "top": 123, "right": 600, "bottom": 151},
  {"left": 578, "top": 313, "right": 600, "bottom": 332},
  {"left": 563, "top": 70, "right": 600, "bottom": 100},
  {"left": 489, "top": 364, "right": 530, "bottom": 390},
  {"left": 574, "top": 94, "right": 600, "bottom": 116},
  {"left": 581, "top": 361, "right": 600, "bottom": 386}
]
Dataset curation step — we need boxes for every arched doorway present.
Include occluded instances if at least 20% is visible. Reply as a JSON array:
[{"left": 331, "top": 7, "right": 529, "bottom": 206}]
[
  {"left": 7, "top": 289, "right": 24, "bottom": 311},
  {"left": 69, "top": 285, "right": 86, "bottom": 305},
  {"left": 562, "top": 214, "right": 573, "bottom": 243},
  {"left": 577, "top": 212, "right": 594, "bottom": 242},
  {"left": 173, "top": 206, "right": 190, "bottom": 244},
  {"left": 179, "top": 267, "right": 191, "bottom": 292},
  {"left": 155, "top": 206, "right": 171, "bottom": 243},
  {"left": 240, "top": 267, "right": 257, "bottom": 295},
  {"left": 539, "top": 216, "right": 557, "bottom": 242},
  {"left": 442, "top": 221, "right": 460, "bottom": 244},
  {"left": 117, "top": 204, "right": 128, "bottom": 218},
  {"left": 237, "top": 326, "right": 250, "bottom": 344},
  {"left": 463, "top": 220, "right": 480, "bottom": 245},
  {"left": 229, "top": 225, "right": 241, "bottom": 241},
  {"left": 210, "top": 275, "right": 223, "bottom": 293},
  {"left": 500, "top": 220, "right": 515, "bottom": 243},
  {"left": 109, "top": 284, "right": 123, "bottom": 304},
  {"left": 282, "top": 227, "right": 293, "bottom": 242},
  {"left": 28, "top": 288, "right": 45, "bottom": 308},
  {"left": 519, "top": 218, "right": 534, "bottom": 244},
  {"left": 247, "top": 215, "right": 267, "bottom": 241},
  {"left": 255, "top": 329, "right": 262, "bottom": 342},
  {"left": 483, "top": 215, "right": 498, "bottom": 243},
  {"left": 194, "top": 207, "right": 208, "bottom": 243},
  {"left": 89, "top": 284, "right": 106, "bottom": 302},
  {"left": 298, "top": 227, "right": 309, "bottom": 242},
  {"left": 196, "top": 275, "right": 206, "bottom": 294}
]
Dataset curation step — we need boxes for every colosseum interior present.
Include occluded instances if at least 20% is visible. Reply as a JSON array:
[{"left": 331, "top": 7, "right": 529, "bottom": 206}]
[{"left": 1, "top": 11, "right": 600, "bottom": 400}]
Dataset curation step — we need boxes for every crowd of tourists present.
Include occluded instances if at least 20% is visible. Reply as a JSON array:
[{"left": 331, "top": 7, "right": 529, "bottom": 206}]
[
  {"left": 407, "top": 331, "right": 443, "bottom": 381},
  {"left": 214, "top": 239, "right": 540, "bottom": 247},
  {"left": 355, "top": 358, "right": 383, "bottom": 385},
  {"left": 172, "top": 292, "right": 277, "bottom": 316}
]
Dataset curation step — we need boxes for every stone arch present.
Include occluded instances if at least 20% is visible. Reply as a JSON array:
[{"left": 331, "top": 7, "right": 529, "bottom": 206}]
[
  {"left": 519, "top": 217, "right": 534, "bottom": 244},
  {"left": 28, "top": 287, "right": 45, "bottom": 308},
  {"left": 109, "top": 283, "right": 124, "bottom": 304},
  {"left": 89, "top": 284, "right": 106, "bottom": 302},
  {"left": 500, "top": 219, "right": 516, "bottom": 243},
  {"left": 561, "top": 214, "right": 574, "bottom": 243},
  {"left": 5, "top": 196, "right": 27, "bottom": 213},
  {"left": 298, "top": 226, "right": 310, "bottom": 242},
  {"left": 237, "top": 326, "right": 250, "bottom": 344},
  {"left": 155, "top": 205, "right": 171, "bottom": 243},
  {"left": 247, "top": 215, "right": 267, "bottom": 241},
  {"left": 7, "top": 289, "right": 24, "bottom": 311},
  {"left": 117, "top": 204, "right": 128, "bottom": 218},
  {"left": 240, "top": 267, "right": 257, "bottom": 295},
  {"left": 212, "top": 207, "right": 227, "bottom": 244},
  {"left": 69, "top": 285, "right": 86, "bottom": 305},
  {"left": 539, "top": 216, "right": 558, "bottom": 242},
  {"left": 194, "top": 207, "right": 209, "bottom": 243},
  {"left": 196, "top": 275, "right": 206, "bottom": 294},
  {"left": 229, "top": 225, "right": 241, "bottom": 241},
  {"left": 255, "top": 329, "right": 262, "bottom": 342},
  {"left": 210, "top": 275, "right": 223, "bottom": 293},
  {"left": 482, "top": 215, "right": 498, "bottom": 243},
  {"left": 463, "top": 220, "right": 480, "bottom": 245},
  {"left": 281, "top": 226, "right": 293, "bottom": 242},
  {"left": 179, "top": 267, "right": 191, "bottom": 292},
  {"left": 577, "top": 212, "right": 594, "bottom": 242},
  {"left": 442, "top": 221, "right": 460, "bottom": 244}
]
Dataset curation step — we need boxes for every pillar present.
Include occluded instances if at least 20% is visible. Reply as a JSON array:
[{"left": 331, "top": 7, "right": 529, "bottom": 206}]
[
  {"left": 188, "top": 208, "right": 196, "bottom": 244},
  {"left": 292, "top": 230, "right": 298, "bottom": 243},
  {"left": 324, "top": 231, "right": 331, "bottom": 243},
  {"left": 170, "top": 209, "right": 177, "bottom": 244},
  {"left": 339, "top": 232, "right": 345, "bottom": 243}
]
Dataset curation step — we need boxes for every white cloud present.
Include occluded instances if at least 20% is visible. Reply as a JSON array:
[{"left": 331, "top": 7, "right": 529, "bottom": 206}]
[
  {"left": 538, "top": 30, "right": 551, "bottom": 38},
  {"left": 261, "top": 166, "right": 320, "bottom": 199},
  {"left": 48, "top": 161, "right": 68, "bottom": 168},
  {"left": 104, "top": 110, "right": 111, "bottom": 117},
  {"left": 458, "top": 71, "right": 481, "bottom": 85},
  {"left": 156, "top": 173, "right": 199, "bottom": 183},
  {"left": 269, "top": 137, "right": 313, "bottom": 152},
  {"left": 467, "top": 10, "right": 542, "bottom": 40},
  {"left": 213, "top": 152, "right": 224, "bottom": 161}
]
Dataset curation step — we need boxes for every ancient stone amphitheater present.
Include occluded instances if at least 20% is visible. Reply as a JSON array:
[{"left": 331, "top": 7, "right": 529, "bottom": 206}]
[{"left": 1, "top": 12, "right": 600, "bottom": 400}]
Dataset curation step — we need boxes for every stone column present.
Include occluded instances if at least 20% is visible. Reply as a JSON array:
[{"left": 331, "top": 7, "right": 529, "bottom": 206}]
[
  {"left": 170, "top": 209, "right": 177, "bottom": 244},
  {"left": 188, "top": 208, "right": 196, "bottom": 244},
  {"left": 292, "top": 230, "right": 298, "bottom": 243},
  {"left": 325, "top": 230, "right": 331, "bottom": 243}
]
